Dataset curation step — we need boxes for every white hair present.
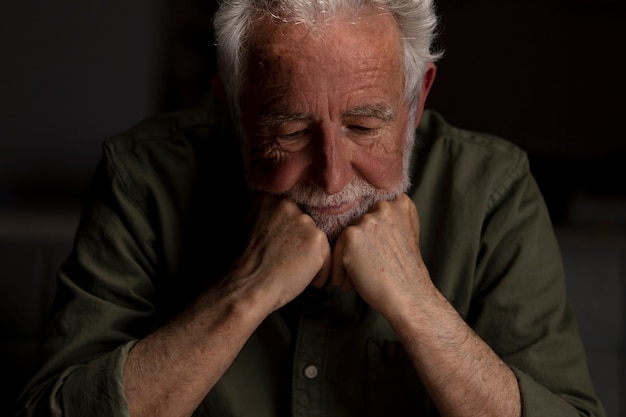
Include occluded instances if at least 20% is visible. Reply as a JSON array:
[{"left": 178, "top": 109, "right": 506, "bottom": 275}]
[{"left": 213, "top": 0, "right": 443, "bottom": 124}]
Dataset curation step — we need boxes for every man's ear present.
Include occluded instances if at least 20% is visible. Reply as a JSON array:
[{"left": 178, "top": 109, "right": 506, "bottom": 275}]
[{"left": 414, "top": 62, "right": 437, "bottom": 128}]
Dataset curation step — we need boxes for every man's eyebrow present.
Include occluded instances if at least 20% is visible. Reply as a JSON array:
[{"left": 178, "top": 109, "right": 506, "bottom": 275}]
[
  {"left": 256, "top": 104, "right": 396, "bottom": 127},
  {"left": 257, "top": 111, "right": 315, "bottom": 128},
  {"left": 342, "top": 104, "right": 396, "bottom": 122}
]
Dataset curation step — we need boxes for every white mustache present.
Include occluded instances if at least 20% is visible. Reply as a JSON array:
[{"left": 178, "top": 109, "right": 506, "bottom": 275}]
[
  {"left": 281, "top": 177, "right": 377, "bottom": 209},
  {"left": 279, "top": 176, "right": 408, "bottom": 242}
]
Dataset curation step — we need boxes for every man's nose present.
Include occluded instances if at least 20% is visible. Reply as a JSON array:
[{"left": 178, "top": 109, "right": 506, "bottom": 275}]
[{"left": 311, "top": 127, "right": 354, "bottom": 195}]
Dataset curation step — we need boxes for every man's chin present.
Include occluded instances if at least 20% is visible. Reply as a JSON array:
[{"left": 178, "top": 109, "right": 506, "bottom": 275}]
[
  {"left": 276, "top": 176, "right": 409, "bottom": 241},
  {"left": 303, "top": 201, "right": 371, "bottom": 243},
  {"left": 315, "top": 220, "right": 346, "bottom": 245}
]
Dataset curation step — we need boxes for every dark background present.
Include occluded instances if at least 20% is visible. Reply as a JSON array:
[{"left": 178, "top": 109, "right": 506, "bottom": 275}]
[
  {"left": 0, "top": 0, "right": 624, "bottom": 415},
  {"left": 1, "top": 0, "right": 625, "bottom": 222}
]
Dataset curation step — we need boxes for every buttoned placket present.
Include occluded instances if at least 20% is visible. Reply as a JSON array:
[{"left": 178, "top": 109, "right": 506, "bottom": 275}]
[{"left": 291, "top": 287, "right": 335, "bottom": 417}]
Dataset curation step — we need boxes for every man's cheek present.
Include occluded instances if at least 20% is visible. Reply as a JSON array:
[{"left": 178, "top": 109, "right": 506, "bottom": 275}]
[{"left": 356, "top": 156, "right": 406, "bottom": 191}]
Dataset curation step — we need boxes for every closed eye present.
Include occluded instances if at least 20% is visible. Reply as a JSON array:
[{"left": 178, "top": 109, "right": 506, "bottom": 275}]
[
  {"left": 344, "top": 124, "right": 383, "bottom": 144},
  {"left": 348, "top": 125, "right": 377, "bottom": 134},
  {"left": 274, "top": 129, "right": 312, "bottom": 152},
  {"left": 279, "top": 128, "right": 312, "bottom": 140}
]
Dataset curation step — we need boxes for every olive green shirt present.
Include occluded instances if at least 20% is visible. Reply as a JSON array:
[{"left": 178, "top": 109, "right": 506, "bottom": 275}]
[{"left": 16, "top": 99, "right": 605, "bottom": 416}]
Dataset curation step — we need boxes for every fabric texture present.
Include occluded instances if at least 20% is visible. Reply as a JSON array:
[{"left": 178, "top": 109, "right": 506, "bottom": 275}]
[{"left": 15, "top": 96, "right": 606, "bottom": 416}]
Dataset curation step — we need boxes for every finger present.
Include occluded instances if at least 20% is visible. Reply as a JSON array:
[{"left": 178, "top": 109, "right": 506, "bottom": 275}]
[
  {"left": 340, "top": 276, "right": 354, "bottom": 292},
  {"left": 330, "top": 235, "right": 349, "bottom": 289},
  {"left": 310, "top": 233, "right": 332, "bottom": 288},
  {"left": 310, "top": 265, "right": 329, "bottom": 288}
]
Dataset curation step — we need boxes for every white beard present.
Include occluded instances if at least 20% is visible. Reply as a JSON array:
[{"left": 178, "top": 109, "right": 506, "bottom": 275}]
[{"left": 279, "top": 175, "right": 409, "bottom": 243}]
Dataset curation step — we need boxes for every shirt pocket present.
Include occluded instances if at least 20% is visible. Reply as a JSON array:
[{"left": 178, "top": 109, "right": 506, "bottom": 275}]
[{"left": 365, "top": 338, "right": 438, "bottom": 416}]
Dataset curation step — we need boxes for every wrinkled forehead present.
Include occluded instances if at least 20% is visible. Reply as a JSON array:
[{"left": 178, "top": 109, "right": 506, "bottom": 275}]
[{"left": 244, "top": 7, "right": 402, "bottom": 72}]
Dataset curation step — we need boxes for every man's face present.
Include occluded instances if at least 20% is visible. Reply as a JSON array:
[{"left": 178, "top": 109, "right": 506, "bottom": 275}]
[{"left": 240, "top": 10, "right": 415, "bottom": 241}]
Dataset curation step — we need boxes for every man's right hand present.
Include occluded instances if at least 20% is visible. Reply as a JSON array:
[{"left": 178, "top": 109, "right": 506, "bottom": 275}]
[
  {"left": 124, "top": 194, "right": 330, "bottom": 417},
  {"left": 228, "top": 193, "right": 332, "bottom": 315}
]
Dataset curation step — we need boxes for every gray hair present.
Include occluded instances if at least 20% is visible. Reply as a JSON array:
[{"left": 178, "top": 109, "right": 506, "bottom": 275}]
[{"left": 213, "top": 0, "right": 442, "bottom": 124}]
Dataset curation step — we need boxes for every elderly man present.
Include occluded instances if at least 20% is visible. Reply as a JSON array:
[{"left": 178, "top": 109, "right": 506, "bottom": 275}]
[{"left": 17, "top": 0, "right": 605, "bottom": 416}]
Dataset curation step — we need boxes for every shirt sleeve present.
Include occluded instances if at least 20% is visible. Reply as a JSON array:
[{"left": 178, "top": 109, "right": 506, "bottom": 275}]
[
  {"left": 470, "top": 152, "right": 606, "bottom": 416},
  {"left": 14, "top": 103, "right": 245, "bottom": 417},
  {"left": 412, "top": 111, "right": 606, "bottom": 416},
  {"left": 15, "top": 137, "right": 170, "bottom": 416}
]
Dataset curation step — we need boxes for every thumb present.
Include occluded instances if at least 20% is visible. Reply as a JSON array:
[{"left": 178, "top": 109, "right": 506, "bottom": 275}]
[
  {"left": 330, "top": 238, "right": 353, "bottom": 291},
  {"left": 310, "top": 237, "right": 332, "bottom": 288}
]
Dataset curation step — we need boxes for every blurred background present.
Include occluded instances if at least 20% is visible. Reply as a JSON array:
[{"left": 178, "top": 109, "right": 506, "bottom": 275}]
[{"left": 1, "top": 0, "right": 624, "bottom": 415}]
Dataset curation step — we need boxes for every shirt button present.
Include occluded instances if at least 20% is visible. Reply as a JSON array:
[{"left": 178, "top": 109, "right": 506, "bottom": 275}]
[{"left": 303, "top": 364, "right": 319, "bottom": 379}]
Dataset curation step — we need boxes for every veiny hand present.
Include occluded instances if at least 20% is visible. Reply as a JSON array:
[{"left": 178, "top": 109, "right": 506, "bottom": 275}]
[
  {"left": 227, "top": 193, "right": 332, "bottom": 314},
  {"left": 329, "top": 195, "right": 522, "bottom": 417},
  {"left": 330, "top": 194, "right": 433, "bottom": 318}
]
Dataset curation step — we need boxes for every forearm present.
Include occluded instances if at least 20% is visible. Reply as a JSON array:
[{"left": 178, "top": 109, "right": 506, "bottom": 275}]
[
  {"left": 123, "top": 282, "right": 268, "bottom": 417},
  {"left": 388, "top": 285, "right": 521, "bottom": 417},
  {"left": 123, "top": 196, "right": 331, "bottom": 417}
]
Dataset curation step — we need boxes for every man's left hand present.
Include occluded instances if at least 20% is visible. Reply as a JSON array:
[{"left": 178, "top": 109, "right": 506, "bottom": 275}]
[{"left": 330, "top": 193, "right": 434, "bottom": 319}]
